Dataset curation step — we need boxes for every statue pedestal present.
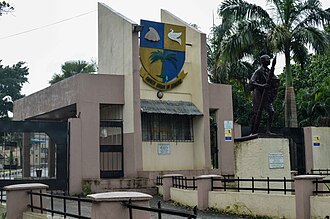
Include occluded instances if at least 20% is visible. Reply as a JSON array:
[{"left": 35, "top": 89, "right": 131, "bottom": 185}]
[{"left": 234, "top": 136, "right": 291, "bottom": 179}]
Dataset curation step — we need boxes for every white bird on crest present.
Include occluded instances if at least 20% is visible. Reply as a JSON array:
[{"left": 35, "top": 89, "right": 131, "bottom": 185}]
[{"left": 168, "top": 29, "right": 182, "bottom": 45}]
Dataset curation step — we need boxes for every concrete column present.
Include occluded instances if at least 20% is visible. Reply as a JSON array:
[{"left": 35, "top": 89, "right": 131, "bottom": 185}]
[
  {"left": 294, "top": 175, "right": 324, "bottom": 219},
  {"left": 303, "top": 127, "right": 314, "bottom": 173},
  {"left": 162, "top": 174, "right": 183, "bottom": 201},
  {"left": 22, "top": 133, "right": 31, "bottom": 177},
  {"left": 196, "top": 175, "right": 222, "bottom": 210},
  {"left": 88, "top": 192, "right": 152, "bottom": 219},
  {"left": 48, "top": 138, "right": 56, "bottom": 177},
  {"left": 4, "top": 183, "right": 49, "bottom": 219}
]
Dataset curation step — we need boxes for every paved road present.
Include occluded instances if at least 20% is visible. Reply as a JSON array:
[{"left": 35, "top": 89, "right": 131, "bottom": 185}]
[{"left": 49, "top": 195, "right": 247, "bottom": 219}]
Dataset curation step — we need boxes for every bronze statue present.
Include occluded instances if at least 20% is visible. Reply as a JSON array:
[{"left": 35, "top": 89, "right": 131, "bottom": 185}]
[{"left": 249, "top": 55, "right": 279, "bottom": 134}]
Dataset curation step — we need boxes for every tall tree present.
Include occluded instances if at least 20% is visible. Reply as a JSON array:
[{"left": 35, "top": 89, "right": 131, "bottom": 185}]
[
  {"left": 217, "top": 0, "right": 330, "bottom": 127},
  {"left": 49, "top": 60, "right": 97, "bottom": 84},
  {"left": 0, "top": 61, "right": 29, "bottom": 119}
]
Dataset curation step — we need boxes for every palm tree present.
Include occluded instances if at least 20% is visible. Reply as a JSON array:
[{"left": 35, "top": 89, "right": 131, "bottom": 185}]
[
  {"left": 149, "top": 50, "right": 177, "bottom": 83},
  {"left": 49, "top": 60, "right": 97, "bottom": 84},
  {"left": 217, "top": 0, "right": 330, "bottom": 127}
]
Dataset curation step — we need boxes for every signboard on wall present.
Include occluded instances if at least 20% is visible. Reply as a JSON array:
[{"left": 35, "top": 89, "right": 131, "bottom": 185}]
[
  {"left": 313, "top": 136, "right": 321, "bottom": 146},
  {"left": 269, "top": 153, "right": 284, "bottom": 169},
  {"left": 224, "top": 129, "right": 232, "bottom": 141}
]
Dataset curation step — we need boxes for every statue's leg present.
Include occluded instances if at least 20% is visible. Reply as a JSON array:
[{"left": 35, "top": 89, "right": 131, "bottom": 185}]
[
  {"left": 251, "top": 90, "right": 262, "bottom": 134},
  {"left": 266, "top": 103, "right": 275, "bottom": 134}
]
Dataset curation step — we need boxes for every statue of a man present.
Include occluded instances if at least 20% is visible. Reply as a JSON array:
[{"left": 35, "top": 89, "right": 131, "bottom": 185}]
[{"left": 249, "top": 54, "right": 279, "bottom": 134}]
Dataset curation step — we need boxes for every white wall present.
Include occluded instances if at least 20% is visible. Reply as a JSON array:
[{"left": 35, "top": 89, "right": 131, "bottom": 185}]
[
  {"left": 235, "top": 138, "right": 291, "bottom": 179},
  {"left": 310, "top": 196, "right": 330, "bottom": 219},
  {"left": 170, "top": 188, "right": 198, "bottom": 207},
  {"left": 209, "top": 191, "right": 296, "bottom": 218},
  {"left": 311, "top": 127, "right": 330, "bottom": 169},
  {"left": 142, "top": 142, "right": 194, "bottom": 170}
]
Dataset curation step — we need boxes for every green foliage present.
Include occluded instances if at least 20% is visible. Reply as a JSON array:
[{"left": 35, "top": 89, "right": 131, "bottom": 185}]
[
  {"left": 81, "top": 180, "right": 92, "bottom": 197},
  {"left": 0, "top": 61, "right": 29, "bottom": 119},
  {"left": 0, "top": 1, "right": 13, "bottom": 16},
  {"left": 209, "top": 0, "right": 330, "bottom": 127},
  {"left": 290, "top": 54, "right": 330, "bottom": 126},
  {"left": 49, "top": 60, "right": 97, "bottom": 84},
  {"left": 1, "top": 212, "right": 6, "bottom": 219}
]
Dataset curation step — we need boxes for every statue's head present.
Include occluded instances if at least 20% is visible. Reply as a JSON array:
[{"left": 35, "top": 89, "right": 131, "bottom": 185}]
[{"left": 260, "top": 54, "right": 271, "bottom": 66}]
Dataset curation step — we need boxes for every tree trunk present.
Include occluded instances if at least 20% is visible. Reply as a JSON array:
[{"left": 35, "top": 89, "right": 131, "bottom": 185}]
[
  {"left": 284, "top": 48, "right": 298, "bottom": 127},
  {"left": 285, "top": 87, "right": 298, "bottom": 127}
]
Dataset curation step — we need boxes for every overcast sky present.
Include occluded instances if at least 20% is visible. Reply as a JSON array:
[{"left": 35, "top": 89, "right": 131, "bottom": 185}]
[{"left": 1, "top": 0, "right": 330, "bottom": 95}]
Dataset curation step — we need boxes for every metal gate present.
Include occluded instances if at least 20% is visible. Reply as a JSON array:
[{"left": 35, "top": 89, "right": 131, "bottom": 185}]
[
  {"left": 0, "top": 120, "right": 68, "bottom": 190},
  {"left": 99, "top": 120, "right": 124, "bottom": 178}
]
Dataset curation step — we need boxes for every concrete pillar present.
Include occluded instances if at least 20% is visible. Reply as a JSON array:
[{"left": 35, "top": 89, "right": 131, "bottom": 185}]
[
  {"left": 162, "top": 174, "right": 183, "bottom": 201},
  {"left": 22, "top": 133, "right": 31, "bottom": 177},
  {"left": 4, "top": 183, "right": 49, "bottom": 219},
  {"left": 48, "top": 138, "right": 56, "bottom": 177},
  {"left": 196, "top": 175, "right": 222, "bottom": 210},
  {"left": 88, "top": 192, "right": 152, "bottom": 219},
  {"left": 294, "top": 175, "right": 324, "bottom": 219},
  {"left": 303, "top": 127, "right": 314, "bottom": 173}
]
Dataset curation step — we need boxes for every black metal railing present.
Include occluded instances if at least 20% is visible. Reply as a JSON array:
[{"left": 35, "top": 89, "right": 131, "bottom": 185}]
[
  {"left": 123, "top": 199, "right": 197, "bottom": 219},
  {"left": 156, "top": 176, "right": 163, "bottom": 186},
  {"left": 313, "top": 179, "right": 330, "bottom": 195},
  {"left": 311, "top": 169, "right": 330, "bottom": 176},
  {"left": 0, "top": 189, "right": 6, "bottom": 203},
  {"left": 211, "top": 177, "right": 294, "bottom": 194},
  {"left": 172, "top": 176, "right": 197, "bottom": 190},
  {"left": 27, "top": 190, "right": 92, "bottom": 219}
]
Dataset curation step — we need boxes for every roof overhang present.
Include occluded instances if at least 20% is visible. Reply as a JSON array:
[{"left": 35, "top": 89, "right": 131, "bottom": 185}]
[{"left": 140, "top": 99, "right": 202, "bottom": 116}]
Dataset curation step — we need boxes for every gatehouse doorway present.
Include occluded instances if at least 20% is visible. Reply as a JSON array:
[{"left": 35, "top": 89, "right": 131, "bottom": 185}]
[{"left": 0, "top": 120, "right": 68, "bottom": 190}]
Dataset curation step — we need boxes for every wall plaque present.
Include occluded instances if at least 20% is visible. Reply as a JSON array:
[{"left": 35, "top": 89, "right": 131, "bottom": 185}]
[
  {"left": 269, "top": 153, "right": 284, "bottom": 169},
  {"left": 157, "top": 143, "right": 171, "bottom": 155}
]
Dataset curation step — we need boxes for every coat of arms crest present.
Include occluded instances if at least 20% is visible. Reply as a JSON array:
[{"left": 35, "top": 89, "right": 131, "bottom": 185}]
[{"left": 139, "top": 20, "right": 187, "bottom": 91}]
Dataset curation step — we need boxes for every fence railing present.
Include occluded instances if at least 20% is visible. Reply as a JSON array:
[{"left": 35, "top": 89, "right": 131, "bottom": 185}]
[
  {"left": 172, "top": 176, "right": 197, "bottom": 190},
  {"left": 0, "top": 189, "right": 5, "bottom": 203},
  {"left": 156, "top": 176, "right": 163, "bottom": 186},
  {"left": 123, "top": 199, "right": 197, "bottom": 219},
  {"left": 211, "top": 177, "right": 294, "bottom": 194},
  {"left": 314, "top": 179, "right": 330, "bottom": 195},
  {"left": 27, "top": 190, "right": 92, "bottom": 219},
  {"left": 311, "top": 169, "right": 330, "bottom": 176}
]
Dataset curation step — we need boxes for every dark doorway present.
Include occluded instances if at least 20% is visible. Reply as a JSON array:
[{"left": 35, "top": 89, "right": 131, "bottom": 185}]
[
  {"left": 210, "top": 111, "right": 219, "bottom": 169},
  {"left": 0, "top": 120, "right": 68, "bottom": 190}
]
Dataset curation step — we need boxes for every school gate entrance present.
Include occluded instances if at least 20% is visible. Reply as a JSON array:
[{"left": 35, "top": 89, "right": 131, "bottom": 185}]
[{"left": 0, "top": 120, "right": 68, "bottom": 191}]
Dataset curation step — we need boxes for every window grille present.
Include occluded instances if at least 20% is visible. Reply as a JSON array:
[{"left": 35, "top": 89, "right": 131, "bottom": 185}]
[{"left": 142, "top": 113, "right": 194, "bottom": 142}]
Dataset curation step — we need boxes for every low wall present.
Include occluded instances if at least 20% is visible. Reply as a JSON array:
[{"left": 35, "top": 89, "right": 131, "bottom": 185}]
[
  {"left": 157, "top": 185, "right": 163, "bottom": 196},
  {"left": 23, "top": 212, "right": 50, "bottom": 219},
  {"left": 170, "top": 188, "right": 198, "bottom": 207},
  {"left": 209, "top": 191, "right": 296, "bottom": 218},
  {"left": 310, "top": 196, "right": 330, "bottom": 218}
]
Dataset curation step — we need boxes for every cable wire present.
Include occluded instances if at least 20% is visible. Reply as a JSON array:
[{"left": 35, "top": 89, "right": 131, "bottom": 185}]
[{"left": 0, "top": 10, "right": 96, "bottom": 40}]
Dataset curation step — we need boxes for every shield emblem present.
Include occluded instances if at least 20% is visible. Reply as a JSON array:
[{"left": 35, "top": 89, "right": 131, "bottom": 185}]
[{"left": 140, "top": 20, "right": 187, "bottom": 91}]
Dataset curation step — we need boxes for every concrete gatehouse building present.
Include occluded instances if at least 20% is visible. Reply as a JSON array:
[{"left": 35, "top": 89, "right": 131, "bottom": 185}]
[{"left": 13, "top": 3, "right": 234, "bottom": 194}]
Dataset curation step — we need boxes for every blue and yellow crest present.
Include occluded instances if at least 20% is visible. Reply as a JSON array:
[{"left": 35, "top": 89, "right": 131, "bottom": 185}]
[{"left": 140, "top": 20, "right": 187, "bottom": 91}]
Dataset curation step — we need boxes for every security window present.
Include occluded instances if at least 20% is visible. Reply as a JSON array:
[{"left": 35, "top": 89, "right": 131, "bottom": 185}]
[{"left": 142, "top": 113, "right": 193, "bottom": 142}]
